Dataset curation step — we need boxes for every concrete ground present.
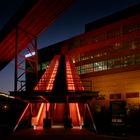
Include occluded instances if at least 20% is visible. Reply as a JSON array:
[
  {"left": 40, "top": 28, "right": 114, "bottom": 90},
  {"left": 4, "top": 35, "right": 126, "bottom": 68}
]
[{"left": 1, "top": 128, "right": 140, "bottom": 140}]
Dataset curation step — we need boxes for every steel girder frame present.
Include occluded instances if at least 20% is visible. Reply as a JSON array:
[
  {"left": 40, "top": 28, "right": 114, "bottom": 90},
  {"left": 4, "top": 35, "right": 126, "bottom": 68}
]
[{"left": 14, "top": 26, "right": 38, "bottom": 92}]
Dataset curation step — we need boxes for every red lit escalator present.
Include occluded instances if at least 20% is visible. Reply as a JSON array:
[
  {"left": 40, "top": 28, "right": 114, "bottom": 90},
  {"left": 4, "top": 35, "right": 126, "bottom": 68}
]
[
  {"left": 31, "top": 103, "right": 46, "bottom": 128},
  {"left": 69, "top": 103, "right": 79, "bottom": 126},
  {"left": 66, "top": 56, "right": 84, "bottom": 127},
  {"left": 53, "top": 103, "right": 65, "bottom": 126}
]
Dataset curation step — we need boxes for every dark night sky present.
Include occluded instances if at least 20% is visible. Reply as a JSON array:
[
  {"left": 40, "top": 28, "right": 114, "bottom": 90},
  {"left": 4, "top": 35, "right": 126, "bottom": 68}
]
[{"left": 0, "top": 0, "right": 140, "bottom": 93}]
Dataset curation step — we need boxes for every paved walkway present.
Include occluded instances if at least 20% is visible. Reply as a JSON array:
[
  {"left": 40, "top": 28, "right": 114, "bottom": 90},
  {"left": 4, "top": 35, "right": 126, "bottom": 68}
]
[{"left": 1, "top": 128, "right": 140, "bottom": 140}]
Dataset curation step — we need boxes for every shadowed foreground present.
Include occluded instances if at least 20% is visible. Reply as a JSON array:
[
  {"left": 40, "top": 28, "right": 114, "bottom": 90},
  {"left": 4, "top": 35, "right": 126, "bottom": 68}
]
[{"left": 1, "top": 128, "right": 139, "bottom": 140}]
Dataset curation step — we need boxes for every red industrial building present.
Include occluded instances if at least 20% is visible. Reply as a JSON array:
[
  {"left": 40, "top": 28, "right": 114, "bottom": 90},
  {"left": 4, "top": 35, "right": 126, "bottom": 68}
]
[
  {"left": 0, "top": 0, "right": 97, "bottom": 132},
  {"left": 0, "top": 0, "right": 140, "bottom": 135},
  {"left": 27, "top": 3, "right": 140, "bottom": 109},
  {"left": 26, "top": 3, "right": 140, "bottom": 133}
]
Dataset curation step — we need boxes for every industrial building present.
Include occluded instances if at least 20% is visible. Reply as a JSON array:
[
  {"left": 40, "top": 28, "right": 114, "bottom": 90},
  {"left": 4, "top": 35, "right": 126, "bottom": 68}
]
[
  {"left": 26, "top": 3, "right": 140, "bottom": 111},
  {"left": 0, "top": 0, "right": 140, "bottom": 134},
  {"left": 24, "top": 4, "right": 140, "bottom": 134}
]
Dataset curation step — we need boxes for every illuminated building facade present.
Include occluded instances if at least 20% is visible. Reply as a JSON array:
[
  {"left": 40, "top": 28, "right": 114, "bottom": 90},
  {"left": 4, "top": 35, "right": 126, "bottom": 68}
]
[{"left": 26, "top": 3, "right": 140, "bottom": 111}]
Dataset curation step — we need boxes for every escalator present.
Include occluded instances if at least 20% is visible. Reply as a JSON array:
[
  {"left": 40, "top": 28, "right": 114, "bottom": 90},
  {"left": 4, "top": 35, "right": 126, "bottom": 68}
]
[
  {"left": 53, "top": 103, "right": 65, "bottom": 126},
  {"left": 31, "top": 103, "right": 46, "bottom": 129},
  {"left": 32, "top": 54, "right": 95, "bottom": 130},
  {"left": 9, "top": 54, "right": 98, "bottom": 131},
  {"left": 69, "top": 103, "right": 80, "bottom": 127},
  {"left": 37, "top": 103, "right": 46, "bottom": 127},
  {"left": 52, "top": 54, "right": 67, "bottom": 95}
]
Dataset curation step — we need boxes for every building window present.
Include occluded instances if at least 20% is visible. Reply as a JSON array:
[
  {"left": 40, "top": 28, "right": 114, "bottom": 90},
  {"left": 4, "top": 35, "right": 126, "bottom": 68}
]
[
  {"left": 80, "top": 55, "right": 90, "bottom": 61},
  {"left": 107, "top": 28, "right": 121, "bottom": 39},
  {"left": 80, "top": 64, "right": 93, "bottom": 74},
  {"left": 41, "top": 62, "right": 49, "bottom": 70},
  {"left": 123, "top": 23, "right": 140, "bottom": 34},
  {"left": 92, "top": 33, "right": 106, "bottom": 42},
  {"left": 76, "top": 52, "right": 140, "bottom": 75},
  {"left": 126, "top": 92, "right": 139, "bottom": 98},
  {"left": 135, "top": 54, "right": 140, "bottom": 64},
  {"left": 124, "top": 55, "right": 135, "bottom": 66},
  {"left": 110, "top": 93, "right": 121, "bottom": 100},
  {"left": 134, "top": 38, "right": 140, "bottom": 48},
  {"left": 68, "top": 39, "right": 80, "bottom": 50},
  {"left": 81, "top": 80, "right": 92, "bottom": 91},
  {"left": 94, "top": 61, "right": 107, "bottom": 71},
  {"left": 80, "top": 37, "right": 91, "bottom": 46},
  {"left": 76, "top": 66, "right": 81, "bottom": 74}
]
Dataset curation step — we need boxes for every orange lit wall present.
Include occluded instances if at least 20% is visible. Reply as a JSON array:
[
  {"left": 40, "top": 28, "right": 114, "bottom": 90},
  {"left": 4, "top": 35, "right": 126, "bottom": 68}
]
[{"left": 84, "top": 70, "right": 140, "bottom": 107}]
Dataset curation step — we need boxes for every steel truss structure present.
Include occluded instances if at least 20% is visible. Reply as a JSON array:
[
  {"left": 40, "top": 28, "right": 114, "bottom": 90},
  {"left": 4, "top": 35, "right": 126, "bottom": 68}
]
[{"left": 14, "top": 26, "right": 38, "bottom": 91}]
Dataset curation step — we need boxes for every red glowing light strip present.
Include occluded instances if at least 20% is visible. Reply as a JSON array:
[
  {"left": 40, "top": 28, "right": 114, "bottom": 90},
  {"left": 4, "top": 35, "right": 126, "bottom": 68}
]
[
  {"left": 46, "top": 60, "right": 59, "bottom": 91},
  {"left": 66, "top": 60, "right": 75, "bottom": 91},
  {"left": 66, "top": 56, "right": 84, "bottom": 91},
  {"left": 69, "top": 103, "right": 81, "bottom": 126},
  {"left": 76, "top": 103, "right": 81, "bottom": 124},
  {"left": 70, "top": 59, "right": 84, "bottom": 90},
  {"left": 86, "top": 103, "right": 97, "bottom": 133},
  {"left": 46, "top": 103, "right": 50, "bottom": 112},
  {"left": 69, "top": 103, "right": 80, "bottom": 126},
  {"left": 34, "top": 55, "right": 60, "bottom": 91},
  {"left": 32, "top": 103, "right": 45, "bottom": 126},
  {"left": 36, "top": 103, "right": 44, "bottom": 122},
  {"left": 54, "top": 103, "right": 56, "bottom": 110},
  {"left": 66, "top": 56, "right": 84, "bottom": 126},
  {"left": 69, "top": 103, "right": 76, "bottom": 118},
  {"left": 13, "top": 103, "right": 30, "bottom": 132}
]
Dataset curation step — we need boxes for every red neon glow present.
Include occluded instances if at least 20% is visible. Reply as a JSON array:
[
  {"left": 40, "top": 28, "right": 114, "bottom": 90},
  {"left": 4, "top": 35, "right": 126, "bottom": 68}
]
[
  {"left": 66, "top": 60, "right": 75, "bottom": 90},
  {"left": 36, "top": 103, "right": 44, "bottom": 122},
  {"left": 69, "top": 103, "right": 82, "bottom": 126},
  {"left": 53, "top": 103, "right": 65, "bottom": 124},
  {"left": 46, "top": 60, "right": 59, "bottom": 91},
  {"left": 32, "top": 103, "right": 46, "bottom": 127},
  {"left": 76, "top": 103, "right": 81, "bottom": 124},
  {"left": 86, "top": 103, "right": 97, "bottom": 133},
  {"left": 34, "top": 55, "right": 60, "bottom": 91},
  {"left": 54, "top": 103, "right": 56, "bottom": 110},
  {"left": 33, "top": 55, "right": 86, "bottom": 128},
  {"left": 65, "top": 56, "right": 84, "bottom": 91},
  {"left": 46, "top": 103, "right": 50, "bottom": 112},
  {"left": 13, "top": 103, "right": 30, "bottom": 132},
  {"left": 65, "top": 56, "right": 85, "bottom": 127},
  {"left": 69, "top": 103, "right": 79, "bottom": 126}
]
